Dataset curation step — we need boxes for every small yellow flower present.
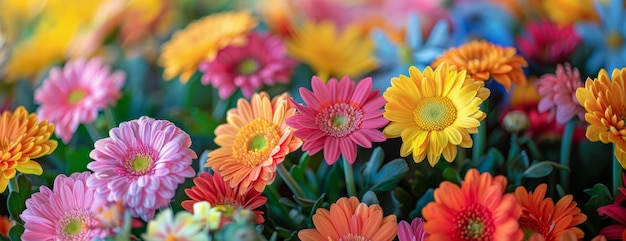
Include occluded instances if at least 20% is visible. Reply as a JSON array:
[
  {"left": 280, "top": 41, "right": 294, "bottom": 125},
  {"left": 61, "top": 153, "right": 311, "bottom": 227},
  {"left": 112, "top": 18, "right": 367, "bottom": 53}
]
[
  {"left": 287, "top": 21, "right": 377, "bottom": 81},
  {"left": 0, "top": 106, "right": 57, "bottom": 192},
  {"left": 576, "top": 68, "right": 626, "bottom": 168},
  {"left": 193, "top": 201, "right": 222, "bottom": 231},
  {"left": 159, "top": 11, "right": 257, "bottom": 83}
]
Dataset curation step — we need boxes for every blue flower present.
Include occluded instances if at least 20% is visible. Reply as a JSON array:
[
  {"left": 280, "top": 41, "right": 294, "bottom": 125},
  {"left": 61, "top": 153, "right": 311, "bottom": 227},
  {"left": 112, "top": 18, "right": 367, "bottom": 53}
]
[
  {"left": 370, "top": 13, "right": 451, "bottom": 91},
  {"left": 449, "top": 1, "right": 515, "bottom": 47},
  {"left": 575, "top": 0, "right": 626, "bottom": 74}
]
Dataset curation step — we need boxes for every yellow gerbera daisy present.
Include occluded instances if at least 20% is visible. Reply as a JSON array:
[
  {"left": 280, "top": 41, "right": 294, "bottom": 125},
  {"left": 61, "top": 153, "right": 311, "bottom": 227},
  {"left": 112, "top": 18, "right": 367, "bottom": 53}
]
[
  {"left": 287, "top": 21, "right": 377, "bottom": 81},
  {"left": 0, "top": 106, "right": 57, "bottom": 192},
  {"left": 383, "top": 64, "right": 490, "bottom": 166},
  {"left": 159, "top": 11, "right": 257, "bottom": 83},
  {"left": 206, "top": 92, "right": 302, "bottom": 195},
  {"left": 432, "top": 40, "right": 528, "bottom": 91},
  {"left": 576, "top": 68, "right": 626, "bottom": 168}
]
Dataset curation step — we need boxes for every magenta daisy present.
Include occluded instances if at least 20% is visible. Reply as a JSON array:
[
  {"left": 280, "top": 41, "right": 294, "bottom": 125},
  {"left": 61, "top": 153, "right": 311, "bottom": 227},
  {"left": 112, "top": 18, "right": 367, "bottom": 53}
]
[
  {"left": 20, "top": 172, "right": 106, "bottom": 241},
  {"left": 286, "top": 76, "right": 388, "bottom": 164},
  {"left": 536, "top": 63, "right": 586, "bottom": 124},
  {"left": 34, "top": 58, "right": 125, "bottom": 143},
  {"left": 199, "top": 31, "right": 297, "bottom": 99},
  {"left": 87, "top": 116, "right": 197, "bottom": 221}
]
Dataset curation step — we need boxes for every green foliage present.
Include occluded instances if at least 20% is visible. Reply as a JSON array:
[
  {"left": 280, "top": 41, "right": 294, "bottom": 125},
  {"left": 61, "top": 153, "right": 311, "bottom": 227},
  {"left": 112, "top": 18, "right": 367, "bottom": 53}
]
[
  {"left": 359, "top": 147, "right": 409, "bottom": 193},
  {"left": 7, "top": 174, "right": 32, "bottom": 224}
]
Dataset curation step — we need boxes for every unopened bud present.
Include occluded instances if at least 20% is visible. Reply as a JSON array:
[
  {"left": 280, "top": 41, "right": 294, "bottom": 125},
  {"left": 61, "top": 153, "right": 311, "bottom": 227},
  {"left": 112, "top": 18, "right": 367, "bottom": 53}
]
[{"left": 503, "top": 110, "right": 530, "bottom": 133}]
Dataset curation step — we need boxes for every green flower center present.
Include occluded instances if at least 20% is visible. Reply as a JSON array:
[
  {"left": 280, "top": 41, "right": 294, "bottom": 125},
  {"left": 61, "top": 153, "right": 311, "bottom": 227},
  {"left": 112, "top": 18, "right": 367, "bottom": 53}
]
[
  {"left": 68, "top": 89, "right": 87, "bottom": 105},
  {"left": 316, "top": 103, "right": 363, "bottom": 138},
  {"left": 413, "top": 97, "right": 457, "bottom": 131},
  {"left": 125, "top": 153, "right": 155, "bottom": 175},
  {"left": 456, "top": 203, "right": 494, "bottom": 240},
  {"left": 237, "top": 58, "right": 260, "bottom": 75},
  {"left": 332, "top": 114, "right": 348, "bottom": 127},
  {"left": 607, "top": 31, "right": 624, "bottom": 49},
  {"left": 249, "top": 135, "right": 268, "bottom": 151},
  {"left": 466, "top": 219, "right": 485, "bottom": 239},
  {"left": 64, "top": 219, "right": 83, "bottom": 235}
]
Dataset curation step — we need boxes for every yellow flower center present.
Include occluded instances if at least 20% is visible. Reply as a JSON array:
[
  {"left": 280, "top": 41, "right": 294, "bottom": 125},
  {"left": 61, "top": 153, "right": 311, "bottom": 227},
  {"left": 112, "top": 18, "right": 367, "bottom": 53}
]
[
  {"left": 339, "top": 234, "right": 371, "bottom": 241},
  {"left": 413, "top": 97, "right": 457, "bottom": 131},
  {"left": 607, "top": 32, "right": 624, "bottom": 49},
  {"left": 214, "top": 204, "right": 236, "bottom": 218},
  {"left": 68, "top": 89, "right": 87, "bottom": 105},
  {"left": 233, "top": 119, "right": 280, "bottom": 167},
  {"left": 125, "top": 153, "right": 154, "bottom": 175},
  {"left": 64, "top": 219, "right": 83, "bottom": 235},
  {"left": 237, "top": 58, "right": 260, "bottom": 75}
]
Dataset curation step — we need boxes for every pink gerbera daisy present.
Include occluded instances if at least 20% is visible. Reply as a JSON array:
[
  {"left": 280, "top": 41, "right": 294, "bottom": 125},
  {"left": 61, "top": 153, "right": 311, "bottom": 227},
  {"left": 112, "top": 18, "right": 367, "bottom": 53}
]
[
  {"left": 286, "top": 76, "right": 388, "bottom": 164},
  {"left": 398, "top": 217, "right": 427, "bottom": 241},
  {"left": 34, "top": 58, "right": 125, "bottom": 143},
  {"left": 516, "top": 21, "right": 581, "bottom": 65},
  {"left": 535, "top": 63, "right": 586, "bottom": 124},
  {"left": 20, "top": 172, "right": 106, "bottom": 241},
  {"left": 87, "top": 116, "right": 197, "bottom": 221},
  {"left": 199, "top": 31, "right": 297, "bottom": 99}
]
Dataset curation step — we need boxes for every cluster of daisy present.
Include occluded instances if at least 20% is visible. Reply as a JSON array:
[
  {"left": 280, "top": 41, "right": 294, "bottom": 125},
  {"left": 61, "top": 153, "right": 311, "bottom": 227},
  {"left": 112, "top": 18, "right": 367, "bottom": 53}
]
[{"left": 3, "top": 0, "right": 626, "bottom": 240}]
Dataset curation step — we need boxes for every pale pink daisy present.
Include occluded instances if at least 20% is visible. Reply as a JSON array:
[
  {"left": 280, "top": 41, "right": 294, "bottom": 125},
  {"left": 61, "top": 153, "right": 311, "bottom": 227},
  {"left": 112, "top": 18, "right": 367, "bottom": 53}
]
[
  {"left": 199, "top": 31, "right": 296, "bottom": 99},
  {"left": 398, "top": 217, "right": 427, "bottom": 241},
  {"left": 20, "top": 172, "right": 106, "bottom": 241},
  {"left": 34, "top": 58, "right": 125, "bottom": 143},
  {"left": 87, "top": 116, "right": 197, "bottom": 221},
  {"left": 535, "top": 63, "right": 586, "bottom": 124},
  {"left": 286, "top": 76, "right": 388, "bottom": 164}
]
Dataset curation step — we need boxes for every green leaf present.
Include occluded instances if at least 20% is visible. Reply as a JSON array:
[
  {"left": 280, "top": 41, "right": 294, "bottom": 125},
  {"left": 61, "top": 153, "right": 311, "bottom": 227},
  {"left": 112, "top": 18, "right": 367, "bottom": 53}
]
[
  {"left": 66, "top": 147, "right": 92, "bottom": 173},
  {"left": 8, "top": 223, "right": 24, "bottom": 241},
  {"left": 8, "top": 174, "right": 32, "bottom": 223},
  {"left": 361, "top": 191, "right": 379, "bottom": 205},
  {"left": 307, "top": 193, "right": 326, "bottom": 227},
  {"left": 478, "top": 148, "right": 504, "bottom": 173},
  {"left": 409, "top": 188, "right": 434, "bottom": 218},
  {"left": 360, "top": 147, "right": 409, "bottom": 193},
  {"left": 442, "top": 167, "right": 461, "bottom": 184},
  {"left": 523, "top": 161, "right": 571, "bottom": 178}
]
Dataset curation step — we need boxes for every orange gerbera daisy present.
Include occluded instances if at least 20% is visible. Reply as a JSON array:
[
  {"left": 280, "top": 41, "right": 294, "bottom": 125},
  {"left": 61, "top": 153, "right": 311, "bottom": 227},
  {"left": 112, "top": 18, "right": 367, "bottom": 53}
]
[
  {"left": 422, "top": 169, "right": 523, "bottom": 241},
  {"left": 159, "top": 11, "right": 257, "bottom": 83},
  {"left": 0, "top": 106, "right": 57, "bottom": 193},
  {"left": 576, "top": 68, "right": 626, "bottom": 168},
  {"left": 515, "top": 184, "right": 587, "bottom": 241},
  {"left": 298, "top": 196, "right": 398, "bottom": 241},
  {"left": 206, "top": 92, "right": 302, "bottom": 195},
  {"left": 0, "top": 215, "right": 12, "bottom": 237},
  {"left": 432, "top": 40, "right": 528, "bottom": 91}
]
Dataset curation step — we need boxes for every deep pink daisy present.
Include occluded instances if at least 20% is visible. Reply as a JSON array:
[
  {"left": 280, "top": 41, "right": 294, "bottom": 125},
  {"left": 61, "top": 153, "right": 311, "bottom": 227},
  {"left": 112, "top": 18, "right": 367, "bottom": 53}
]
[
  {"left": 516, "top": 21, "right": 581, "bottom": 65},
  {"left": 398, "top": 217, "right": 427, "bottom": 241},
  {"left": 286, "top": 76, "right": 388, "bottom": 164},
  {"left": 536, "top": 63, "right": 586, "bottom": 124},
  {"left": 87, "top": 116, "right": 197, "bottom": 221},
  {"left": 20, "top": 172, "right": 106, "bottom": 241},
  {"left": 598, "top": 174, "right": 626, "bottom": 240},
  {"left": 199, "top": 31, "right": 296, "bottom": 99},
  {"left": 34, "top": 58, "right": 125, "bottom": 143}
]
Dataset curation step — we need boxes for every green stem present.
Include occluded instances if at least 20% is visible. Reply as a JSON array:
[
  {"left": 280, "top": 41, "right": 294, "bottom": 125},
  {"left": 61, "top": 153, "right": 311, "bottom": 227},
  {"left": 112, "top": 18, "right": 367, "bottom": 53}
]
[
  {"left": 559, "top": 120, "right": 576, "bottom": 192},
  {"left": 473, "top": 101, "right": 489, "bottom": 162},
  {"left": 84, "top": 122, "right": 102, "bottom": 142},
  {"left": 8, "top": 176, "right": 18, "bottom": 193},
  {"left": 614, "top": 144, "right": 623, "bottom": 197},
  {"left": 276, "top": 163, "right": 306, "bottom": 198},
  {"left": 105, "top": 107, "right": 116, "bottom": 130},
  {"left": 343, "top": 157, "right": 357, "bottom": 197},
  {"left": 263, "top": 184, "right": 293, "bottom": 227}
]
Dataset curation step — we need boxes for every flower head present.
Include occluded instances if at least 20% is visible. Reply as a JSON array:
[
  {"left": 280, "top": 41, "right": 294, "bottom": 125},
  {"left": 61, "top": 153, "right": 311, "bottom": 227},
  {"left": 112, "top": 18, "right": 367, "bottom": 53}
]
[
  {"left": 432, "top": 40, "right": 528, "bottom": 91},
  {"left": 199, "top": 31, "right": 296, "bottom": 99},
  {"left": 383, "top": 64, "right": 490, "bottom": 166},
  {"left": 398, "top": 217, "right": 427, "bottom": 241},
  {"left": 34, "top": 58, "right": 125, "bottom": 143},
  {"left": 159, "top": 11, "right": 257, "bottom": 82},
  {"left": 514, "top": 184, "right": 586, "bottom": 241},
  {"left": 20, "top": 172, "right": 105, "bottom": 241},
  {"left": 287, "top": 21, "right": 378, "bottom": 81},
  {"left": 422, "top": 169, "right": 523, "bottom": 241},
  {"left": 536, "top": 63, "right": 585, "bottom": 124},
  {"left": 87, "top": 116, "right": 197, "bottom": 221},
  {"left": 0, "top": 106, "right": 57, "bottom": 193},
  {"left": 142, "top": 209, "right": 208, "bottom": 241},
  {"left": 191, "top": 201, "right": 222, "bottom": 231},
  {"left": 517, "top": 21, "right": 581, "bottom": 65},
  {"left": 182, "top": 172, "right": 267, "bottom": 224},
  {"left": 575, "top": 0, "right": 626, "bottom": 74},
  {"left": 0, "top": 215, "right": 12, "bottom": 237},
  {"left": 287, "top": 76, "right": 388, "bottom": 164},
  {"left": 298, "top": 196, "right": 398, "bottom": 241},
  {"left": 597, "top": 174, "right": 626, "bottom": 240},
  {"left": 575, "top": 68, "right": 626, "bottom": 168},
  {"left": 206, "top": 92, "right": 301, "bottom": 194}
]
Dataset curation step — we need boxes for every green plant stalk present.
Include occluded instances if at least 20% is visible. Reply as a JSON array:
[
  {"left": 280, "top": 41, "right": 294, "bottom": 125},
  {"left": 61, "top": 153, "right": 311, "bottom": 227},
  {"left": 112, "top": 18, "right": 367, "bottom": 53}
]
[
  {"left": 84, "top": 122, "right": 102, "bottom": 142},
  {"left": 473, "top": 101, "right": 489, "bottom": 162},
  {"left": 614, "top": 144, "right": 623, "bottom": 197},
  {"left": 276, "top": 163, "right": 307, "bottom": 198},
  {"left": 343, "top": 157, "right": 357, "bottom": 197},
  {"left": 8, "top": 177, "right": 18, "bottom": 193},
  {"left": 105, "top": 107, "right": 116, "bottom": 130},
  {"left": 559, "top": 120, "right": 576, "bottom": 192}
]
